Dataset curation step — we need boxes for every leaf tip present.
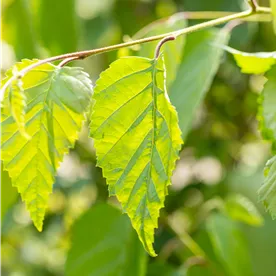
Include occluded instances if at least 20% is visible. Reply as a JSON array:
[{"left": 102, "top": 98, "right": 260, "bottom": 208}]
[
  {"left": 142, "top": 239, "right": 157, "bottom": 257},
  {"left": 34, "top": 220, "right": 43, "bottom": 232}
]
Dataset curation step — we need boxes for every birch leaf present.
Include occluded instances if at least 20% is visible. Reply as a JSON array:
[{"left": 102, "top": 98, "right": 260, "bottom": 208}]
[
  {"left": 90, "top": 56, "right": 182, "bottom": 256},
  {"left": 1, "top": 59, "right": 93, "bottom": 231}
]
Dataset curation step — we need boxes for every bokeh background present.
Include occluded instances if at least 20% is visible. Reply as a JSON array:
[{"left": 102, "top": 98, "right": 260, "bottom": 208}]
[{"left": 1, "top": 0, "right": 276, "bottom": 275}]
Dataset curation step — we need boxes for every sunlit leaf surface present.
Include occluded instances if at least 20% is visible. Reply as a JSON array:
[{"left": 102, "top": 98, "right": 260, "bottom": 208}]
[
  {"left": 91, "top": 56, "right": 182, "bottom": 256},
  {"left": 1, "top": 59, "right": 93, "bottom": 231}
]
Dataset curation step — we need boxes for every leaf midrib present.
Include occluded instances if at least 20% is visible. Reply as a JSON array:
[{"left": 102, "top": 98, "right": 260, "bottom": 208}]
[
  {"left": 32, "top": 69, "right": 57, "bottom": 223},
  {"left": 139, "top": 60, "right": 160, "bottom": 250}
]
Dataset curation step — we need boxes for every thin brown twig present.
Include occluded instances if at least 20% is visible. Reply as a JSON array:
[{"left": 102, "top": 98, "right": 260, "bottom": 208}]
[
  {"left": 154, "top": 36, "right": 176, "bottom": 59},
  {"left": 248, "top": 0, "right": 259, "bottom": 12},
  {"left": 132, "top": 11, "right": 271, "bottom": 40},
  {"left": 58, "top": 56, "right": 82, "bottom": 67}
]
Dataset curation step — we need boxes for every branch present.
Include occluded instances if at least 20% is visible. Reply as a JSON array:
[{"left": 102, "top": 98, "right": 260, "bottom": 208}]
[
  {"left": 133, "top": 11, "right": 271, "bottom": 39},
  {"left": 0, "top": 6, "right": 271, "bottom": 101},
  {"left": 247, "top": 0, "right": 259, "bottom": 12},
  {"left": 58, "top": 56, "right": 82, "bottom": 67}
]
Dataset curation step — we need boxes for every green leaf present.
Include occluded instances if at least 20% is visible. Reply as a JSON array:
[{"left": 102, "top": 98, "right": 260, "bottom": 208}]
[
  {"left": 258, "top": 65, "right": 276, "bottom": 142},
  {"left": 170, "top": 28, "right": 230, "bottom": 138},
  {"left": 66, "top": 203, "right": 147, "bottom": 276},
  {"left": 133, "top": 14, "right": 187, "bottom": 87},
  {"left": 1, "top": 59, "right": 93, "bottom": 231},
  {"left": 147, "top": 262, "right": 186, "bottom": 276},
  {"left": 90, "top": 56, "right": 183, "bottom": 256},
  {"left": 258, "top": 156, "right": 276, "bottom": 217},
  {"left": 224, "top": 194, "right": 263, "bottom": 226},
  {"left": 7, "top": 76, "right": 29, "bottom": 138},
  {"left": 187, "top": 266, "right": 216, "bottom": 276},
  {"left": 36, "top": 0, "right": 78, "bottom": 55},
  {"left": 270, "top": 0, "right": 276, "bottom": 34},
  {"left": 2, "top": 0, "right": 39, "bottom": 59},
  {"left": 206, "top": 213, "right": 254, "bottom": 276},
  {"left": 224, "top": 46, "right": 276, "bottom": 74},
  {"left": 1, "top": 163, "right": 17, "bottom": 218}
]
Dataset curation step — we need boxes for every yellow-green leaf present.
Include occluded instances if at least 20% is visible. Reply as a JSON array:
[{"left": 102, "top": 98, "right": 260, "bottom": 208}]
[
  {"left": 1, "top": 59, "right": 93, "bottom": 231},
  {"left": 224, "top": 46, "right": 276, "bottom": 74},
  {"left": 7, "top": 76, "right": 29, "bottom": 138},
  {"left": 90, "top": 56, "right": 183, "bottom": 256}
]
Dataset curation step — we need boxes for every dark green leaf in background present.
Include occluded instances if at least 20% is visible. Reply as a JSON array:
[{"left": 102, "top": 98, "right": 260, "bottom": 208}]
[
  {"left": 1, "top": 164, "right": 17, "bottom": 219},
  {"left": 182, "top": 0, "right": 242, "bottom": 12},
  {"left": 37, "top": 0, "right": 78, "bottom": 55},
  {"left": 147, "top": 262, "right": 186, "bottom": 276},
  {"left": 170, "top": 28, "right": 230, "bottom": 138},
  {"left": 206, "top": 213, "right": 254, "bottom": 276},
  {"left": 2, "top": 0, "right": 39, "bottom": 59},
  {"left": 66, "top": 203, "right": 147, "bottom": 276}
]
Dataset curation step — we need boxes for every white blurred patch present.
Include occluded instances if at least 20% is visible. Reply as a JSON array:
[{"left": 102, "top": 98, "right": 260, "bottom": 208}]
[
  {"left": 13, "top": 204, "right": 31, "bottom": 226},
  {"left": 21, "top": 239, "right": 46, "bottom": 265},
  {"left": 249, "top": 74, "right": 266, "bottom": 94},
  {"left": 240, "top": 142, "right": 271, "bottom": 169},
  {"left": 10, "top": 272, "right": 25, "bottom": 276},
  {"left": 172, "top": 156, "right": 223, "bottom": 189},
  {"left": 76, "top": 0, "right": 114, "bottom": 19},
  {"left": 57, "top": 154, "right": 90, "bottom": 183},
  {"left": 168, "top": 210, "right": 191, "bottom": 234},
  {"left": 193, "top": 157, "right": 223, "bottom": 185},
  {"left": 1, "top": 41, "right": 16, "bottom": 71},
  {"left": 171, "top": 160, "right": 194, "bottom": 190}
]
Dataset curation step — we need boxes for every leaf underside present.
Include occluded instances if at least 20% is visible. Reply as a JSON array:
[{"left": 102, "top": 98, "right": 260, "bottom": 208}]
[
  {"left": 90, "top": 56, "right": 182, "bottom": 256},
  {"left": 1, "top": 59, "right": 93, "bottom": 230}
]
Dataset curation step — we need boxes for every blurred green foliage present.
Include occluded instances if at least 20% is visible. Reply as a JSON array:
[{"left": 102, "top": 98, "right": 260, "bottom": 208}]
[{"left": 1, "top": 0, "right": 276, "bottom": 275}]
